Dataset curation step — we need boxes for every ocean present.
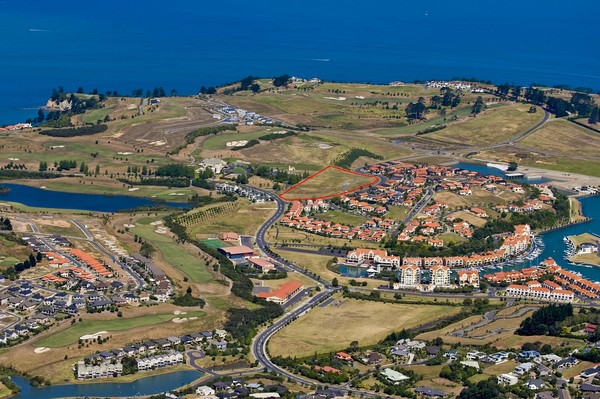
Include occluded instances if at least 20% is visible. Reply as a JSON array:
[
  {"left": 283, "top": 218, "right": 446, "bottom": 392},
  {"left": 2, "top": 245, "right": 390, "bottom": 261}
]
[{"left": 1, "top": 0, "right": 599, "bottom": 124}]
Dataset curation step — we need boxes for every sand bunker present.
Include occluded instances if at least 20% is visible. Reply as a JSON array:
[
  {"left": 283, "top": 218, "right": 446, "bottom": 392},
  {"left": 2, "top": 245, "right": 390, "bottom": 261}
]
[
  {"left": 355, "top": 96, "right": 365, "bottom": 99},
  {"left": 128, "top": 187, "right": 140, "bottom": 191},
  {"left": 150, "top": 221, "right": 163, "bottom": 226},
  {"left": 225, "top": 140, "right": 248, "bottom": 148},
  {"left": 155, "top": 227, "right": 168, "bottom": 234},
  {"left": 80, "top": 331, "right": 107, "bottom": 340},
  {"left": 173, "top": 310, "right": 187, "bottom": 315},
  {"left": 49, "top": 145, "right": 65, "bottom": 149},
  {"left": 117, "top": 152, "right": 132, "bottom": 155},
  {"left": 324, "top": 96, "right": 346, "bottom": 101},
  {"left": 34, "top": 347, "right": 50, "bottom": 354},
  {"left": 123, "top": 224, "right": 135, "bottom": 228},
  {"left": 8, "top": 157, "right": 19, "bottom": 161}
]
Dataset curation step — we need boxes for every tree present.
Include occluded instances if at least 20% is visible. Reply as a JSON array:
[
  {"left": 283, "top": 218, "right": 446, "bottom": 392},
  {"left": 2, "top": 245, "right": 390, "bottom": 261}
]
[
  {"left": 511, "top": 85, "right": 522, "bottom": 98},
  {"left": 140, "top": 242, "right": 156, "bottom": 258},
  {"left": 39, "top": 161, "right": 48, "bottom": 171},
  {"left": 250, "top": 83, "right": 261, "bottom": 93},
  {"left": 589, "top": 106, "right": 600, "bottom": 124},
  {"left": 570, "top": 92, "right": 595, "bottom": 116},
  {"left": 332, "top": 278, "right": 339, "bottom": 287},
  {"left": 273, "top": 74, "right": 291, "bottom": 87},
  {"left": 36, "top": 109, "right": 45, "bottom": 124},
  {"left": 496, "top": 83, "right": 511, "bottom": 96},
  {"left": 471, "top": 96, "right": 486, "bottom": 115}
]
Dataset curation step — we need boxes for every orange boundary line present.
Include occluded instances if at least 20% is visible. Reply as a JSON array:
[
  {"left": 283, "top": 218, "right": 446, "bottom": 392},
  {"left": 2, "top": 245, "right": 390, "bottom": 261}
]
[{"left": 279, "top": 165, "right": 379, "bottom": 202}]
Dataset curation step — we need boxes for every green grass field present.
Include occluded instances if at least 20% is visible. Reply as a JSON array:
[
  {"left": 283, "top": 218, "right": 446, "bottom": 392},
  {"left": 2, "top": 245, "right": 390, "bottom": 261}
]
[
  {"left": 132, "top": 219, "right": 212, "bottom": 282},
  {"left": 201, "top": 129, "right": 271, "bottom": 150},
  {"left": 0, "top": 256, "right": 20, "bottom": 267},
  {"left": 36, "top": 311, "right": 205, "bottom": 348},
  {"left": 200, "top": 239, "right": 229, "bottom": 249}
]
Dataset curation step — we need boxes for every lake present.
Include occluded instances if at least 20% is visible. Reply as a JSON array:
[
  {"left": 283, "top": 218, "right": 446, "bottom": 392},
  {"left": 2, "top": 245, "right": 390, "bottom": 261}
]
[
  {"left": 0, "top": 183, "right": 191, "bottom": 212},
  {"left": 1, "top": 0, "right": 599, "bottom": 124},
  {"left": 9, "top": 370, "right": 202, "bottom": 399}
]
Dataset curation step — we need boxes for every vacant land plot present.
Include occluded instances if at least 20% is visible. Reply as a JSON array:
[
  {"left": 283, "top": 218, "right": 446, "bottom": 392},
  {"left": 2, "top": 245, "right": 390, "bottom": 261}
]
[
  {"left": 37, "top": 311, "right": 205, "bottom": 347},
  {"left": 187, "top": 199, "right": 277, "bottom": 237},
  {"left": 446, "top": 210, "right": 488, "bottom": 227},
  {"left": 386, "top": 205, "right": 409, "bottom": 221},
  {"left": 318, "top": 210, "right": 368, "bottom": 226},
  {"left": 132, "top": 218, "right": 212, "bottom": 283},
  {"left": 434, "top": 189, "right": 511, "bottom": 210},
  {"left": 519, "top": 120, "right": 600, "bottom": 157},
  {"left": 425, "top": 104, "right": 544, "bottom": 147},
  {"left": 270, "top": 298, "right": 460, "bottom": 357},
  {"left": 280, "top": 166, "right": 377, "bottom": 201}
]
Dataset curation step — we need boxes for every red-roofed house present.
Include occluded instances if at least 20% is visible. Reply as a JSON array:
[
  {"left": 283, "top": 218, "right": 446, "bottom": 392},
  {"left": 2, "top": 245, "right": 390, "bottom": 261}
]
[{"left": 257, "top": 281, "right": 304, "bottom": 305}]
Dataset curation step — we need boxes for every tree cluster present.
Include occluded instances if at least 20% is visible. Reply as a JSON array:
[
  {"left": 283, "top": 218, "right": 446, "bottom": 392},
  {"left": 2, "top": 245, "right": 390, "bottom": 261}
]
[{"left": 516, "top": 303, "right": 573, "bottom": 336}]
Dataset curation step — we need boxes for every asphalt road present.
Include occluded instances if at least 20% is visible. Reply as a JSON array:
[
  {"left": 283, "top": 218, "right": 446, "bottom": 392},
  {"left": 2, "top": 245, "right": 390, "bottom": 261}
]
[{"left": 70, "top": 219, "right": 145, "bottom": 289}]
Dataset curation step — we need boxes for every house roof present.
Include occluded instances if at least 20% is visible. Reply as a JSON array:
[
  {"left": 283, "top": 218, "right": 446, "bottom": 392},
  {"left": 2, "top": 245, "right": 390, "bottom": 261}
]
[
  {"left": 414, "top": 387, "right": 448, "bottom": 397},
  {"left": 257, "top": 281, "right": 303, "bottom": 300},
  {"left": 220, "top": 245, "right": 254, "bottom": 255}
]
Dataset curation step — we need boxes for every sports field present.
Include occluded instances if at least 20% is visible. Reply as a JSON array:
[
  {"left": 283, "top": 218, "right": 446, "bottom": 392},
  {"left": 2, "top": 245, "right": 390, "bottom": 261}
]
[
  {"left": 279, "top": 166, "right": 378, "bottom": 201},
  {"left": 269, "top": 297, "right": 459, "bottom": 357},
  {"left": 36, "top": 311, "right": 205, "bottom": 347}
]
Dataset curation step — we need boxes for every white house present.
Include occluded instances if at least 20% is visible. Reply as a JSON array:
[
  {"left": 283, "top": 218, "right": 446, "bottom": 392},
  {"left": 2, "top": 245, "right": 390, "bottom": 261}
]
[
  {"left": 497, "top": 373, "right": 519, "bottom": 386},
  {"left": 198, "top": 158, "right": 227, "bottom": 174},
  {"left": 381, "top": 368, "right": 410, "bottom": 385},
  {"left": 196, "top": 386, "right": 216, "bottom": 396}
]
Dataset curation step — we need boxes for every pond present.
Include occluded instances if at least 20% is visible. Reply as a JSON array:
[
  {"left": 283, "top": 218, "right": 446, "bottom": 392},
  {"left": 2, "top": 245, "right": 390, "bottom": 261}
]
[
  {"left": 10, "top": 370, "right": 202, "bottom": 399},
  {"left": 0, "top": 183, "right": 191, "bottom": 212}
]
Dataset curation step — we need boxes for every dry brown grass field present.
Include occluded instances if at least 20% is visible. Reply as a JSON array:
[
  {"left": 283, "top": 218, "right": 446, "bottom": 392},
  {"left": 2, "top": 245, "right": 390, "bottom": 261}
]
[
  {"left": 269, "top": 296, "right": 460, "bottom": 357},
  {"left": 518, "top": 119, "right": 600, "bottom": 157},
  {"left": 423, "top": 103, "right": 545, "bottom": 147},
  {"left": 280, "top": 166, "right": 376, "bottom": 201}
]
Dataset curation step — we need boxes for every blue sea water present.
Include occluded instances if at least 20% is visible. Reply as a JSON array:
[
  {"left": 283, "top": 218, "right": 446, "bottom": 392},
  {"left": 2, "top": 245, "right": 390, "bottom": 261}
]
[{"left": 1, "top": 0, "right": 599, "bottom": 124}]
